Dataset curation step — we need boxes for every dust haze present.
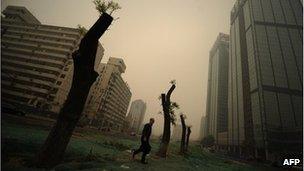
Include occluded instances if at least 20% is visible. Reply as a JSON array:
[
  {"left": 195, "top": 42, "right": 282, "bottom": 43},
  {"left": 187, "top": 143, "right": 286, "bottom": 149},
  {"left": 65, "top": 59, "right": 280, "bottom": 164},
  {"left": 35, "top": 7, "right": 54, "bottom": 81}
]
[{"left": 1, "top": 0, "right": 236, "bottom": 140}]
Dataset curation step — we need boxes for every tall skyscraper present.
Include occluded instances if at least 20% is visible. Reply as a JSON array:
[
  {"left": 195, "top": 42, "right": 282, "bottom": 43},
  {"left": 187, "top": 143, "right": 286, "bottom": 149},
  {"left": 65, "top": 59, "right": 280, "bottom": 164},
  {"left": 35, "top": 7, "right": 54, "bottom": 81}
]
[
  {"left": 1, "top": 6, "right": 104, "bottom": 115},
  {"left": 126, "top": 99, "right": 147, "bottom": 133},
  {"left": 83, "top": 57, "right": 132, "bottom": 131},
  {"left": 228, "top": 0, "right": 302, "bottom": 160},
  {"left": 205, "top": 33, "right": 229, "bottom": 148},
  {"left": 199, "top": 115, "right": 207, "bottom": 140}
]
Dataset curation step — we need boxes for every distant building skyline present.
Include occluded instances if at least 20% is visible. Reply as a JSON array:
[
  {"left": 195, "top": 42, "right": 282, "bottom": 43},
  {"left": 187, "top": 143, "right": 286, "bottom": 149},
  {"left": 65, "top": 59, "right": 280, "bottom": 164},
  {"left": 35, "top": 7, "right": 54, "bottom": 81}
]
[
  {"left": 126, "top": 99, "right": 147, "bottom": 133},
  {"left": 172, "top": 123, "right": 182, "bottom": 141}
]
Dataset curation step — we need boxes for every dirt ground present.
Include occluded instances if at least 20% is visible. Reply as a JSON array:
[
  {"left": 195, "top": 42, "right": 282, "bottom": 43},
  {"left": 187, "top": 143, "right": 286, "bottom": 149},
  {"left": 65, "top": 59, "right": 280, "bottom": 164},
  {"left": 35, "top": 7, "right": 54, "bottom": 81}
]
[{"left": 2, "top": 114, "right": 282, "bottom": 171}]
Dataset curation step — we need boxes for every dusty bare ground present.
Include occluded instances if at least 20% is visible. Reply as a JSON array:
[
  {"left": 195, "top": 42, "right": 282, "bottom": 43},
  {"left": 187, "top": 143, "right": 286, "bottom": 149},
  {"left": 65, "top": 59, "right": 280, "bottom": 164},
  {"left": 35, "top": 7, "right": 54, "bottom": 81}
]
[{"left": 2, "top": 113, "right": 283, "bottom": 171}]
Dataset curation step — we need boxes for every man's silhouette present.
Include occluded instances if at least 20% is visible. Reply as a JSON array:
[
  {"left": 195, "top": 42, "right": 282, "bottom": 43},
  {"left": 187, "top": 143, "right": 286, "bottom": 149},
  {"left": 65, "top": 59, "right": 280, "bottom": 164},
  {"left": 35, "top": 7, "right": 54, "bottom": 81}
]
[{"left": 132, "top": 118, "right": 155, "bottom": 164}]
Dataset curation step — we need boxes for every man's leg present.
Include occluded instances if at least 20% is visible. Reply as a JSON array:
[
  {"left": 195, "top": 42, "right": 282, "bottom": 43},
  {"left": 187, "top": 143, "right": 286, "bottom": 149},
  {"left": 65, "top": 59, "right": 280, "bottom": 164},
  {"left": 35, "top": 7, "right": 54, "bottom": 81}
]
[
  {"left": 133, "top": 147, "right": 142, "bottom": 155},
  {"left": 141, "top": 152, "right": 148, "bottom": 164},
  {"left": 140, "top": 142, "right": 150, "bottom": 164},
  {"left": 132, "top": 145, "right": 143, "bottom": 159}
]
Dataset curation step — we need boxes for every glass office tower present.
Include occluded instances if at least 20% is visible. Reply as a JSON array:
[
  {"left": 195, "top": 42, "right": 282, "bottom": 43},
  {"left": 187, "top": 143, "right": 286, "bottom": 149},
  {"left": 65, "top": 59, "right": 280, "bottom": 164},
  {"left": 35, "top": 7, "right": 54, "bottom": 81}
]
[
  {"left": 228, "top": 0, "right": 302, "bottom": 159},
  {"left": 205, "top": 33, "right": 229, "bottom": 148}
]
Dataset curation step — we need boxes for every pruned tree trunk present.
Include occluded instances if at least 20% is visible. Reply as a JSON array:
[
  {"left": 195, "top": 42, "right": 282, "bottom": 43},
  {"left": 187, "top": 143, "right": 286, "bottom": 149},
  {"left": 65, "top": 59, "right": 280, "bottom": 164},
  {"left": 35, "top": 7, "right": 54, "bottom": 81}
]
[
  {"left": 33, "top": 13, "right": 113, "bottom": 168},
  {"left": 180, "top": 114, "right": 186, "bottom": 154},
  {"left": 186, "top": 126, "right": 191, "bottom": 152},
  {"left": 157, "top": 84, "right": 176, "bottom": 157}
]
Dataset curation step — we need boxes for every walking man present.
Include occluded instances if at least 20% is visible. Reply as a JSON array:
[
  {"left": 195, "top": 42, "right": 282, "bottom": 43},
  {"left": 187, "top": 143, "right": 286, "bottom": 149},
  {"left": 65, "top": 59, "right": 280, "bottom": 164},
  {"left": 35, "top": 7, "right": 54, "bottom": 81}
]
[{"left": 132, "top": 118, "right": 155, "bottom": 164}]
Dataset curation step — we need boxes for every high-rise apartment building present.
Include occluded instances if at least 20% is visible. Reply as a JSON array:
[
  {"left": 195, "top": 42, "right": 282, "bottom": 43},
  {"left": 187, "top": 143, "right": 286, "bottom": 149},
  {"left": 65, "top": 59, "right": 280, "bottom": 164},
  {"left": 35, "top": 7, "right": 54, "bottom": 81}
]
[
  {"left": 205, "top": 33, "right": 229, "bottom": 148},
  {"left": 228, "top": 0, "right": 302, "bottom": 159},
  {"left": 83, "top": 57, "right": 132, "bottom": 131},
  {"left": 1, "top": 6, "right": 104, "bottom": 115},
  {"left": 2, "top": 6, "right": 41, "bottom": 24},
  {"left": 126, "top": 99, "right": 147, "bottom": 133}
]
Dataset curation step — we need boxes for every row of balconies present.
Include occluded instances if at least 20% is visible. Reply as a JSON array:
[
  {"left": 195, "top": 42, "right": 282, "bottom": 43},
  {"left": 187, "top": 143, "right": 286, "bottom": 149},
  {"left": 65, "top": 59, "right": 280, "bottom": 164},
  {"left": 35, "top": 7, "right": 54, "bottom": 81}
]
[
  {"left": 1, "top": 74, "right": 56, "bottom": 92},
  {"left": 107, "top": 90, "right": 130, "bottom": 112},
  {"left": 2, "top": 91, "right": 31, "bottom": 103},
  {"left": 2, "top": 53, "right": 64, "bottom": 72},
  {"left": 1, "top": 71, "right": 53, "bottom": 87},
  {"left": 2, "top": 66, "right": 57, "bottom": 83},
  {"left": 1, "top": 24, "right": 80, "bottom": 41},
  {"left": 111, "top": 83, "right": 131, "bottom": 103},
  {"left": 2, "top": 37, "right": 72, "bottom": 55},
  {"left": 2, "top": 23, "right": 80, "bottom": 40},
  {"left": 100, "top": 101, "right": 126, "bottom": 121},
  {"left": 2, "top": 39, "right": 71, "bottom": 57},
  {"left": 107, "top": 80, "right": 131, "bottom": 104},
  {"left": 3, "top": 33, "right": 75, "bottom": 50},
  {"left": 101, "top": 110, "right": 125, "bottom": 126},
  {"left": 2, "top": 79, "right": 51, "bottom": 96},
  {"left": 107, "top": 87, "right": 127, "bottom": 105},
  {"left": 4, "top": 29, "right": 79, "bottom": 46},
  {"left": 3, "top": 30, "right": 78, "bottom": 48},
  {"left": 2, "top": 81, "right": 54, "bottom": 100},
  {"left": 2, "top": 19, "right": 80, "bottom": 36},
  {"left": 104, "top": 96, "right": 127, "bottom": 118},
  {"left": 1, "top": 59, "right": 63, "bottom": 84},
  {"left": 2, "top": 89, "right": 56, "bottom": 111},
  {"left": 3, "top": 46, "right": 68, "bottom": 63},
  {"left": 112, "top": 96, "right": 128, "bottom": 113},
  {"left": 111, "top": 73, "right": 132, "bottom": 96}
]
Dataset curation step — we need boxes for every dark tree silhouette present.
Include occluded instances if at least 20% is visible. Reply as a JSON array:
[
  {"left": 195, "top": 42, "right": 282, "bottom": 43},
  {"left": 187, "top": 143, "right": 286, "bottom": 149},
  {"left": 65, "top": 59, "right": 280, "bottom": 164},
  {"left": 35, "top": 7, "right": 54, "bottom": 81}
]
[
  {"left": 157, "top": 80, "right": 177, "bottom": 157},
  {"left": 180, "top": 114, "right": 186, "bottom": 154},
  {"left": 33, "top": 1, "right": 120, "bottom": 168},
  {"left": 185, "top": 126, "right": 192, "bottom": 151}
]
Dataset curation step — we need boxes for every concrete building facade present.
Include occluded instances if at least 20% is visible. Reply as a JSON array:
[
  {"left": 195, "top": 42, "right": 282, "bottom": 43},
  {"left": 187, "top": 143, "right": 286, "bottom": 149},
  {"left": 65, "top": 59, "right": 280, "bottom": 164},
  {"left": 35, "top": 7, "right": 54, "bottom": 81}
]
[
  {"left": 126, "top": 99, "right": 147, "bottom": 133},
  {"left": 83, "top": 57, "right": 132, "bottom": 131},
  {"left": 2, "top": 6, "right": 41, "bottom": 24},
  {"left": 228, "top": 0, "right": 302, "bottom": 159},
  {"left": 205, "top": 33, "right": 229, "bottom": 147},
  {"left": 1, "top": 6, "right": 104, "bottom": 116}
]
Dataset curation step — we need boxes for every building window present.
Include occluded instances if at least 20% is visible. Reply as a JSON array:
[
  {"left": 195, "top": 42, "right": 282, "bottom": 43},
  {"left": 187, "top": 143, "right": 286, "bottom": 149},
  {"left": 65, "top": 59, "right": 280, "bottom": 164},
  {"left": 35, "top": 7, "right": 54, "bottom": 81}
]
[
  {"left": 278, "top": 93, "right": 295, "bottom": 128},
  {"left": 243, "top": 1, "right": 251, "bottom": 30},
  {"left": 255, "top": 25, "right": 274, "bottom": 86},
  {"left": 264, "top": 91, "right": 281, "bottom": 128},
  {"left": 251, "top": 0, "right": 263, "bottom": 22}
]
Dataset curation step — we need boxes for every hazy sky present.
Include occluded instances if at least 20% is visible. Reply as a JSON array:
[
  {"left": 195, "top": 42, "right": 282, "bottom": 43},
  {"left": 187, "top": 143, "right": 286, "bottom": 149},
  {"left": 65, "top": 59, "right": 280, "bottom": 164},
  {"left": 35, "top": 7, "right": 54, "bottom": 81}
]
[{"left": 2, "top": 0, "right": 235, "bottom": 140}]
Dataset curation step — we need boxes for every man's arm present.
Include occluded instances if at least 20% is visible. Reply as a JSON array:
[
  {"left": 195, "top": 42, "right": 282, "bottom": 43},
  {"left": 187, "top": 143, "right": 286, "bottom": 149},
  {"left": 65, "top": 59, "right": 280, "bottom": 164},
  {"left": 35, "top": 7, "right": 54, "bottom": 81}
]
[{"left": 142, "top": 124, "right": 148, "bottom": 141}]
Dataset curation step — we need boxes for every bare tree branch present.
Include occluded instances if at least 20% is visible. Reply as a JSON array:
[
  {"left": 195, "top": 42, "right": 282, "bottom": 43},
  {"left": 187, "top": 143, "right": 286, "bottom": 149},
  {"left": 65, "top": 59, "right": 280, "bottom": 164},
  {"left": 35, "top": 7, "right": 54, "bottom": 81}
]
[{"left": 166, "top": 84, "right": 176, "bottom": 103}]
